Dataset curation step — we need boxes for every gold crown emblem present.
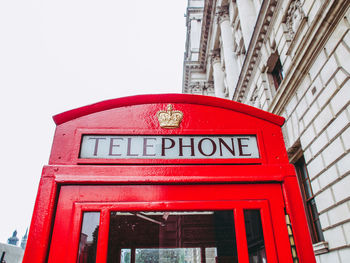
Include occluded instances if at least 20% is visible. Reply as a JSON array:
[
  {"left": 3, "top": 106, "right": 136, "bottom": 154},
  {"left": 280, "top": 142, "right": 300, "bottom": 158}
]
[{"left": 157, "top": 104, "right": 183, "bottom": 129}]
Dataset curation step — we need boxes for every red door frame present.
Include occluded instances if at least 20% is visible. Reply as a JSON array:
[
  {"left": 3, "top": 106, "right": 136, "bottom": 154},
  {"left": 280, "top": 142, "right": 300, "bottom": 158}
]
[
  {"left": 22, "top": 94, "right": 316, "bottom": 263},
  {"left": 48, "top": 184, "right": 289, "bottom": 263}
]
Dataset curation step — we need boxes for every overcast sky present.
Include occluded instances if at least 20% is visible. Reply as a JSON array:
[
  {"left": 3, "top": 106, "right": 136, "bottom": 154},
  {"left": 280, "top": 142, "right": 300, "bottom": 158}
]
[{"left": 0, "top": 0, "right": 187, "bottom": 243}]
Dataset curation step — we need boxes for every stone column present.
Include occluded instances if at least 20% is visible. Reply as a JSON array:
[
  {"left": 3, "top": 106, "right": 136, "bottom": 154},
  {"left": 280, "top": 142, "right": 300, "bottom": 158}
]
[
  {"left": 211, "top": 51, "right": 226, "bottom": 98},
  {"left": 217, "top": 6, "right": 239, "bottom": 98},
  {"left": 190, "top": 18, "right": 201, "bottom": 59},
  {"left": 236, "top": 0, "right": 257, "bottom": 51}
]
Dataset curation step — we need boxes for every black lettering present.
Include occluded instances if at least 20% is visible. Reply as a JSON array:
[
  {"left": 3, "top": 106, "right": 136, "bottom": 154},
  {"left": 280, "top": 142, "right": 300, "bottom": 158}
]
[
  {"left": 237, "top": 138, "right": 251, "bottom": 156},
  {"left": 179, "top": 138, "right": 195, "bottom": 156},
  {"left": 109, "top": 138, "right": 123, "bottom": 156},
  {"left": 89, "top": 137, "right": 106, "bottom": 156},
  {"left": 143, "top": 138, "right": 157, "bottom": 156},
  {"left": 219, "top": 138, "right": 235, "bottom": 156},
  {"left": 127, "top": 137, "right": 138, "bottom": 156},
  {"left": 198, "top": 138, "right": 217, "bottom": 156},
  {"left": 161, "top": 138, "right": 175, "bottom": 156}
]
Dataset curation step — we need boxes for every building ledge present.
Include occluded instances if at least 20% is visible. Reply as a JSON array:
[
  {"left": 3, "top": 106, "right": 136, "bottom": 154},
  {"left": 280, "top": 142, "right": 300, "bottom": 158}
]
[{"left": 313, "top": 241, "right": 329, "bottom": 255}]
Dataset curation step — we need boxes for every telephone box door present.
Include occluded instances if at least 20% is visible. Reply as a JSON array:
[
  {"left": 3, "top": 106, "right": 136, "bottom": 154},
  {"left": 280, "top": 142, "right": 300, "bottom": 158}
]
[{"left": 48, "top": 184, "right": 293, "bottom": 263}]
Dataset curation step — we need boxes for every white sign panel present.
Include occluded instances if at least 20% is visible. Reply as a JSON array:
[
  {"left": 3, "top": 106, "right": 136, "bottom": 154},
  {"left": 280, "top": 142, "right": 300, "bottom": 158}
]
[{"left": 80, "top": 135, "right": 260, "bottom": 159}]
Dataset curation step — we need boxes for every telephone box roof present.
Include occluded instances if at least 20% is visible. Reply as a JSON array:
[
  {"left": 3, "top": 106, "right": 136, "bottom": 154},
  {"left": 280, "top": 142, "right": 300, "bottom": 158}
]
[{"left": 53, "top": 94, "right": 284, "bottom": 126}]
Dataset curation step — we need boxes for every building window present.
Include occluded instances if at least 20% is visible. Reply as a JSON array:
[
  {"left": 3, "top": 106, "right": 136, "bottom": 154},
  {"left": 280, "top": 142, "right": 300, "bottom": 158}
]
[
  {"left": 271, "top": 58, "right": 283, "bottom": 90},
  {"left": 294, "top": 156, "right": 324, "bottom": 243},
  {"left": 266, "top": 53, "right": 284, "bottom": 94}
]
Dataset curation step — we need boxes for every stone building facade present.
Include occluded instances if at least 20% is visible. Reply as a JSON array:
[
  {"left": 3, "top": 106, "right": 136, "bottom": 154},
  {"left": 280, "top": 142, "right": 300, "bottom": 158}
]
[
  {"left": 0, "top": 243, "right": 24, "bottom": 263},
  {"left": 183, "top": 0, "right": 350, "bottom": 262}
]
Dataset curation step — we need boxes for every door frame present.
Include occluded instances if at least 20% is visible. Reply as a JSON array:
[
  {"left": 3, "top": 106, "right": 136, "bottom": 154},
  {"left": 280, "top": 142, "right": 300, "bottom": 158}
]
[{"left": 48, "top": 184, "right": 293, "bottom": 263}]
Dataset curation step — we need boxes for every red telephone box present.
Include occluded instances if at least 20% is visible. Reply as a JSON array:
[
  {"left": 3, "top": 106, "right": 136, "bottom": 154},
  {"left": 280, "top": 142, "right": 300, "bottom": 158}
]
[{"left": 23, "top": 94, "right": 315, "bottom": 263}]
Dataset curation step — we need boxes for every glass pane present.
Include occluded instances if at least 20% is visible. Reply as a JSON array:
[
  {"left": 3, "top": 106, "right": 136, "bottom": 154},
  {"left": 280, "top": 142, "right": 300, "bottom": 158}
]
[
  {"left": 135, "top": 248, "right": 200, "bottom": 263},
  {"left": 303, "top": 180, "right": 313, "bottom": 199},
  {"left": 205, "top": 247, "right": 217, "bottom": 263},
  {"left": 77, "top": 212, "right": 100, "bottom": 263},
  {"left": 107, "top": 211, "right": 238, "bottom": 263},
  {"left": 244, "top": 210, "right": 267, "bottom": 263},
  {"left": 121, "top": 249, "right": 131, "bottom": 263},
  {"left": 309, "top": 199, "right": 325, "bottom": 242},
  {"left": 314, "top": 219, "right": 325, "bottom": 242}
]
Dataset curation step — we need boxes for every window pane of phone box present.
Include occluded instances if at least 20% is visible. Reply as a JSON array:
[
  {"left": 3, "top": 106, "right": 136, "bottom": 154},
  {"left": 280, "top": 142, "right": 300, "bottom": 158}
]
[
  {"left": 107, "top": 211, "right": 238, "bottom": 263},
  {"left": 77, "top": 212, "right": 100, "bottom": 263},
  {"left": 244, "top": 210, "right": 267, "bottom": 263}
]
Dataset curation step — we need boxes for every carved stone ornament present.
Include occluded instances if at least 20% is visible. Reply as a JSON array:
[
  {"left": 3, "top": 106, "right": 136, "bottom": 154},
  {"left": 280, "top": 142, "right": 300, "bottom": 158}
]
[
  {"left": 216, "top": 5, "right": 230, "bottom": 24},
  {"left": 286, "top": 0, "right": 305, "bottom": 39},
  {"left": 157, "top": 104, "right": 183, "bottom": 129},
  {"left": 210, "top": 49, "right": 221, "bottom": 64},
  {"left": 203, "top": 82, "right": 215, "bottom": 96}
]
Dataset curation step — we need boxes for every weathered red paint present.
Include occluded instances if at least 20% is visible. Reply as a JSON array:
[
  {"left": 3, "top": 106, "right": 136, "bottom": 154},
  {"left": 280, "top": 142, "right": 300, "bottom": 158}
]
[{"left": 23, "top": 94, "right": 315, "bottom": 263}]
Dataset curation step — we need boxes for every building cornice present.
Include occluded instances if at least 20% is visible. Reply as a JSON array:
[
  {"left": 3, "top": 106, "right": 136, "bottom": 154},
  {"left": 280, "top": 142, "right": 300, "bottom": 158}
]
[
  {"left": 199, "top": 0, "right": 217, "bottom": 68},
  {"left": 233, "top": 0, "right": 278, "bottom": 102}
]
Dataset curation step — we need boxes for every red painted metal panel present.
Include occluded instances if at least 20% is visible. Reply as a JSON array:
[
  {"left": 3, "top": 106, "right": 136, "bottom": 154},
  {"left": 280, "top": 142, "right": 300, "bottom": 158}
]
[
  {"left": 23, "top": 94, "right": 316, "bottom": 263},
  {"left": 47, "top": 164, "right": 293, "bottom": 184},
  {"left": 49, "top": 96, "right": 288, "bottom": 166},
  {"left": 22, "top": 173, "right": 57, "bottom": 263},
  {"left": 47, "top": 184, "right": 291, "bottom": 263},
  {"left": 283, "top": 176, "right": 316, "bottom": 263},
  {"left": 234, "top": 208, "right": 249, "bottom": 263},
  {"left": 96, "top": 209, "right": 110, "bottom": 263},
  {"left": 53, "top": 94, "right": 284, "bottom": 126}
]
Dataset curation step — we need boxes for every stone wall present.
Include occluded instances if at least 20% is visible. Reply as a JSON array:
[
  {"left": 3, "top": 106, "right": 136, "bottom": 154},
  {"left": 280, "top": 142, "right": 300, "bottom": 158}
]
[
  {"left": 282, "top": 9, "right": 350, "bottom": 263},
  {"left": 0, "top": 243, "right": 24, "bottom": 263},
  {"left": 244, "top": 1, "right": 350, "bottom": 262},
  {"left": 183, "top": 1, "right": 350, "bottom": 261}
]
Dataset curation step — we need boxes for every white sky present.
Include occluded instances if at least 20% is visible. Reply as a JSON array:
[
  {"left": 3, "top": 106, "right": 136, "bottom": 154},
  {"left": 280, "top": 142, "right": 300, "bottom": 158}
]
[{"left": 0, "top": 0, "right": 187, "bottom": 243}]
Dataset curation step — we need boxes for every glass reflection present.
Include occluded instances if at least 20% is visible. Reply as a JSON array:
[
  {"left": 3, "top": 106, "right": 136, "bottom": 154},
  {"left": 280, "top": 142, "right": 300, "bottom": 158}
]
[
  {"left": 244, "top": 210, "right": 267, "bottom": 263},
  {"left": 107, "top": 211, "right": 238, "bottom": 263},
  {"left": 77, "top": 212, "right": 100, "bottom": 263}
]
